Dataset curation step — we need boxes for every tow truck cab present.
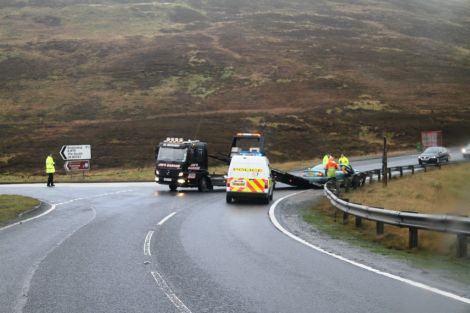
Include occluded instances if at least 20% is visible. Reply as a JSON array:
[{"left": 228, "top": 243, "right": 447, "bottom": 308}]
[{"left": 155, "top": 138, "right": 212, "bottom": 191}]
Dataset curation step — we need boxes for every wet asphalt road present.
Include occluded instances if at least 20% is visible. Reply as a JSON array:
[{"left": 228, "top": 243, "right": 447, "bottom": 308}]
[{"left": 0, "top": 152, "right": 469, "bottom": 313}]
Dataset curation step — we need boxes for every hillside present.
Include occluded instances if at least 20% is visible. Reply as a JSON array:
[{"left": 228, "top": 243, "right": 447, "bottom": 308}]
[{"left": 1, "top": 0, "right": 470, "bottom": 172}]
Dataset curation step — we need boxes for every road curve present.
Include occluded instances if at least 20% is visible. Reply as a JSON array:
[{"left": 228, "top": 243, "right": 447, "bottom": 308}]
[{"left": 0, "top": 151, "right": 468, "bottom": 313}]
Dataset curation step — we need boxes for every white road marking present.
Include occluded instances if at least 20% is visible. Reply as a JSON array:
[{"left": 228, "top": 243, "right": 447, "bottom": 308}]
[
  {"left": 151, "top": 271, "right": 192, "bottom": 313},
  {"left": 158, "top": 212, "right": 177, "bottom": 226},
  {"left": 14, "top": 206, "right": 97, "bottom": 313},
  {"left": 144, "top": 231, "right": 154, "bottom": 256},
  {"left": 0, "top": 189, "right": 133, "bottom": 232},
  {"left": 269, "top": 191, "right": 470, "bottom": 305},
  {"left": 0, "top": 204, "right": 57, "bottom": 232}
]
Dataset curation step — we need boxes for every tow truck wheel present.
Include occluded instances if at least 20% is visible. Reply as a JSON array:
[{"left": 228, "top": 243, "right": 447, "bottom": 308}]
[
  {"left": 169, "top": 184, "right": 177, "bottom": 192},
  {"left": 198, "top": 176, "right": 209, "bottom": 192}
]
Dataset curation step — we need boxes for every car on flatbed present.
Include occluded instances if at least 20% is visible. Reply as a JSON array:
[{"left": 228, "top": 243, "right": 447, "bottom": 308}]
[
  {"left": 302, "top": 164, "right": 358, "bottom": 185},
  {"left": 418, "top": 146, "right": 450, "bottom": 165}
]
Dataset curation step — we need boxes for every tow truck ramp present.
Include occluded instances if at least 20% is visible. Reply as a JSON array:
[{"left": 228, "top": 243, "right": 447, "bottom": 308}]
[{"left": 271, "top": 169, "right": 322, "bottom": 189}]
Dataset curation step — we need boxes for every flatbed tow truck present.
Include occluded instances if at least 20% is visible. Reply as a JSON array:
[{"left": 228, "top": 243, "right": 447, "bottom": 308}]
[{"left": 154, "top": 133, "right": 319, "bottom": 191}]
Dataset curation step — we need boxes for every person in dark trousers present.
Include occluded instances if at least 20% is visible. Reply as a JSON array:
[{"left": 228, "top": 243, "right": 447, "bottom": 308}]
[{"left": 45, "top": 153, "right": 55, "bottom": 187}]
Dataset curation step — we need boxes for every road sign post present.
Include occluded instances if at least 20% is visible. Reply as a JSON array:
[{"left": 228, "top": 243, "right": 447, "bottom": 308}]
[{"left": 382, "top": 137, "right": 388, "bottom": 187}]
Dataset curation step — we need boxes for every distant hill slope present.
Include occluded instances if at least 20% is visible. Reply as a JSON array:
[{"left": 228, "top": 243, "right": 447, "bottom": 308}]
[{"left": 1, "top": 0, "right": 469, "bottom": 172}]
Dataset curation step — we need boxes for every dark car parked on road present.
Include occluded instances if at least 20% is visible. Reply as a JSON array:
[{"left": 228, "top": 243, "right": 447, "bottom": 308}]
[{"left": 418, "top": 146, "right": 450, "bottom": 165}]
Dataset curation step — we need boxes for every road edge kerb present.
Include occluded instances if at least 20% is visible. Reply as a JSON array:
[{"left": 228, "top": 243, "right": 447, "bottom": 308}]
[
  {"left": 0, "top": 201, "right": 55, "bottom": 232},
  {"left": 268, "top": 191, "right": 470, "bottom": 306}
]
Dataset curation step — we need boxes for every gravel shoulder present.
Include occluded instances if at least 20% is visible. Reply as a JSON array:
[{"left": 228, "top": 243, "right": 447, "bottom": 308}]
[{"left": 274, "top": 190, "right": 470, "bottom": 299}]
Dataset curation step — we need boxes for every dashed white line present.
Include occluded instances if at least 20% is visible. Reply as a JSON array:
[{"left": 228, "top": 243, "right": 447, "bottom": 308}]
[
  {"left": 151, "top": 271, "right": 192, "bottom": 313},
  {"left": 158, "top": 212, "right": 177, "bottom": 226},
  {"left": 144, "top": 231, "right": 154, "bottom": 256},
  {"left": 269, "top": 191, "right": 470, "bottom": 305}
]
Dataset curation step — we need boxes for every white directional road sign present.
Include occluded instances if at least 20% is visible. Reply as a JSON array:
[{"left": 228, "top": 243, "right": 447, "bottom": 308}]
[{"left": 60, "top": 145, "right": 91, "bottom": 160}]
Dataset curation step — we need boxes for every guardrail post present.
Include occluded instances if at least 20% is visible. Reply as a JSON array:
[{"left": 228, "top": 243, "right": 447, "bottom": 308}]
[
  {"left": 355, "top": 216, "right": 362, "bottom": 227},
  {"left": 377, "top": 170, "right": 381, "bottom": 182},
  {"left": 409, "top": 228, "right": 418, "bottom": 249},
  {"left": 344, "top": 178, "right": 350, "bottom": 193},
  {"left": 388, "top": 168, "right": 392, "bottom": 180},
  {"left": 335, "top": 179, "right": 341, "bottom": 195},
  {"left": 423, "top": 165, "right": 427, "bottom": 172},
  {"left": 399, "top": 167, "right": 403, "bottom": 177},
  {"left": 457, "top": 235, "right": 468, "bottom": 258},
  {"left": 368, "top": 173, "right": 373, "bottom": 183},
  {"left": 410, "top": 165, "right": 415, "bottom": 174},
  {"left": 343, "top": 212, "right": 349, "bottom": 225},
  {"left": 376, "top": 222, "right": 384, "bottom": 235}
]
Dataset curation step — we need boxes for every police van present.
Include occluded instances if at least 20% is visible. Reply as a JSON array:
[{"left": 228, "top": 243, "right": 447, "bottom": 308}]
[{"left": 226, "top": 153, "right": 274, "bottom": 204}]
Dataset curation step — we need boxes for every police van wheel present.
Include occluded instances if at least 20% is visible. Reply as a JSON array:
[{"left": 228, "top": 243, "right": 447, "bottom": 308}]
[
  {"left": 262, "top": 195, "right": 270, "bottom": 205},
  {"left": 226, "top": 194, "right": 233, "bottom": 203},
  {"left": 198, "top": 176, "right": 209, "bottom": 192},
  {"left": 169, "top": 184, "right": 177, "bottom": 192}
]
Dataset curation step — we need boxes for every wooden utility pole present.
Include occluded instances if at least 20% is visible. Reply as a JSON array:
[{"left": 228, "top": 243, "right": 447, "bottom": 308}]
[{"left": 382, "top": 136, "right": 388, "bottom": 187}]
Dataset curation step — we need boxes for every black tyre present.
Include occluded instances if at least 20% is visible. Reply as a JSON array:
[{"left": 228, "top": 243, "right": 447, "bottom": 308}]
[
  {"left": 198, "top": 176, "right": 209, "bottom": 192},
  {"left": 226, "top": 194, "right": 232, "bottom": 203},
  {"left": 169, "top": 184, "right": 177, "bottom": 192},
  {"left": 262, "top": 194, "right": 270, "bottom": 205},
  {"left": 352, "top": 176, "right": 360, "bottom": 188}
]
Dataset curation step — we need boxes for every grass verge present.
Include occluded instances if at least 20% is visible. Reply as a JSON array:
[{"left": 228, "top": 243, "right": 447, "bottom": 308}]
[
  {"left": 0, "top": 195, "right": 40, "bottom": 224},
  {"left": 0, "top": 160, "right": 316, "bottom": 183}
]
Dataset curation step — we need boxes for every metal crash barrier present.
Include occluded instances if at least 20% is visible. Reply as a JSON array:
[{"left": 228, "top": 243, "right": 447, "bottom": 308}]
[{"left": 324, "top": 159, "right": 470, "bottom": 257}]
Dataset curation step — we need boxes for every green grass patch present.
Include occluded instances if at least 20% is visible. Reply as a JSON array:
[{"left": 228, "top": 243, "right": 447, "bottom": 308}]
[
  {"left": 0, "top": 195, "right": 40, "bottom": 224},
  {"left": 0, "top": 167, "right": 155, "bottom": 184},
  {"left": 346, "top": 95, "right": 396, "bottom": 112},
  {"left": 350, "top": 163, "right": 470, "bottom": 215}
]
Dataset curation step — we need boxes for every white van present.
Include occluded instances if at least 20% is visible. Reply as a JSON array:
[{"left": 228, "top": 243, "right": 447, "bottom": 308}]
[{"left": 226, "top": 154, "right": 274, "bottom": 204}]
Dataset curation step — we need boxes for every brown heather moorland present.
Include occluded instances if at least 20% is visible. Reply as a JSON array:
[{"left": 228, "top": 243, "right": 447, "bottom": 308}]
[{"left": 0, "top": 0, "right": 469, "bottom": 173}]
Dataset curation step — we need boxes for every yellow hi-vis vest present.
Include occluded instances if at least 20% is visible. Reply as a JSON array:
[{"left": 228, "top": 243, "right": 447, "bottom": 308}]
[
  {"left": 46, "top": 156, "right": 55, "bottom": 174},
  {"left": 339, "top": 156, "right": 349, "bottom": 166},
  {"left": 322, "top": 155, "right": 329, "bottom": 165}
]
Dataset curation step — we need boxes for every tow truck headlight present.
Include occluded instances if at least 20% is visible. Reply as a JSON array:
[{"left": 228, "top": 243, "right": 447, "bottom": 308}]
[
  {"left": 177, "top": 178, "right": 185, "bottom": 184},
  {"left": 155, "top": 169, "right": 159, "bottom": 176},
  {"left": 178, "top": 172, "right": 184, "bottom": 177},
  {"left": 463, "top": 148, "right": 467, "bottom": 153}
]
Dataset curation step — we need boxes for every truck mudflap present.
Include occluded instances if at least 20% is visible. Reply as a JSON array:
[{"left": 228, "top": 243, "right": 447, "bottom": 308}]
[{"left": 271, "top": 169, "right": 322, "bottom": 189}]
